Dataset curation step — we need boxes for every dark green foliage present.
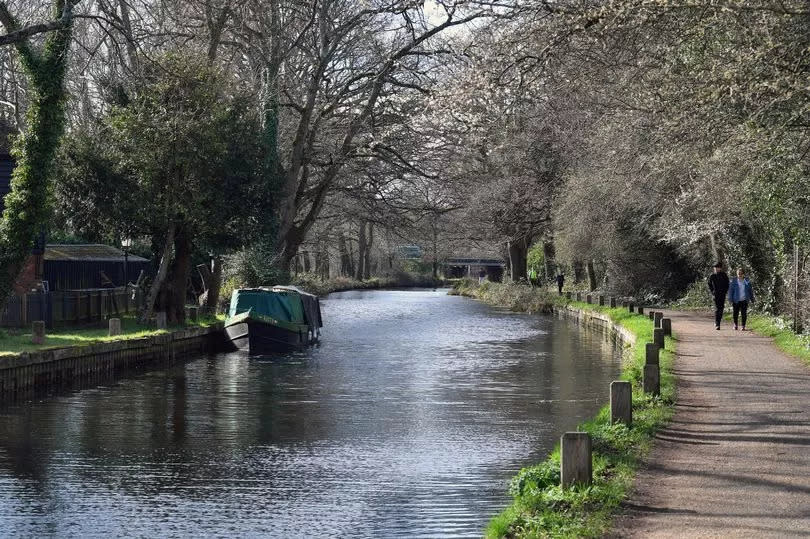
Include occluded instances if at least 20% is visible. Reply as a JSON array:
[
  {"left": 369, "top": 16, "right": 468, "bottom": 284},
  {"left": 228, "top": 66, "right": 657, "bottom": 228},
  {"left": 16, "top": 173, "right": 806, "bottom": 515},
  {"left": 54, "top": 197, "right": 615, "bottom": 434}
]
[{"left": 0, "top": 0, "right": 73, "bottom": 306}]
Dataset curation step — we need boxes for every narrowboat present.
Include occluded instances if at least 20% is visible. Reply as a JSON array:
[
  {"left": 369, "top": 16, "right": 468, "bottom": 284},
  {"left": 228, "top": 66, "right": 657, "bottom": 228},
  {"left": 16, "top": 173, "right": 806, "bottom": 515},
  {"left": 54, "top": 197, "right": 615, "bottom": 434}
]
[{"left": 224, "top": 286, "right": 322, "bottom": 354}]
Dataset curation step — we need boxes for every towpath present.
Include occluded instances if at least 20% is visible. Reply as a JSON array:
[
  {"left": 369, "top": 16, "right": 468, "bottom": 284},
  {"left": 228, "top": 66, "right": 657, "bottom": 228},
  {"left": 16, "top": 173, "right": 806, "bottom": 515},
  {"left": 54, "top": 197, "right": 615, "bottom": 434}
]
[{"left": 610, "top": 310, "right": 810, "bottom": 537}]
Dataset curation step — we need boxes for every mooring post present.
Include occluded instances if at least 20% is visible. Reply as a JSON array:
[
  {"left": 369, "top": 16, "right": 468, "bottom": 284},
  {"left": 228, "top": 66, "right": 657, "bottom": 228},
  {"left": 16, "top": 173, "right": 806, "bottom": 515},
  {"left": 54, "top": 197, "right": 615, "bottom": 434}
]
[
  {"left": 586, "top": 294, "right": 592, "bottom": 304},
  {"left": 156, "top": 312, "right": 168, "bottom": 330},
  {"left": 32, "top": 321, "right": 45, "bottom": 345},
  {"left": 610, "top": 381, "right": 632, "bottom": 426},
  {"left": 598, "top": 295, "right": 605, "bottom": 306},
  {"left": 662, "top": 318, "right": 672, "bottom": 336},
  {"left": 646, "top": 342, "right": 660, "bottom": 365},
  {"left": 653, "top": 327, "right": 665, "bottom": 349},
  {"left": 561, "top": 432, "right": 592, "bottom": 487},
  {"left": 654, "top": 312, "right": 663, "bottom": 328},
  {"left": 644, "top": 364, "right": 660, "bottom": 396},
  {"left": 610, "top": 297, "right": 617, "bottom": 308},
  {"left": 109, "top": 318, "right": 122, "bottom": 336}
]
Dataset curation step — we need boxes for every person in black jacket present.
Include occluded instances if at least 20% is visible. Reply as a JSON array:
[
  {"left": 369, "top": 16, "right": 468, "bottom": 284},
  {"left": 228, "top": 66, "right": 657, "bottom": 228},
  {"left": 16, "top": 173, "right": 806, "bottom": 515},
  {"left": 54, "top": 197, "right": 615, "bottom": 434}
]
[{"left": 707, "top": 262, "right": 730, "bottom": 330}]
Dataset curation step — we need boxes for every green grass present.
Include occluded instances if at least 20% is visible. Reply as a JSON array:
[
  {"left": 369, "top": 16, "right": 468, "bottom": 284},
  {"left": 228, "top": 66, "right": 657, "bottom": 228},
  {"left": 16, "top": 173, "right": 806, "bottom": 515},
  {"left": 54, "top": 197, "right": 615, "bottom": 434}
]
[
  {"left": 451, "top": 282, "right": 676, "bottom": 538},
  {"left": 0, "top": 315, "right": 222, "bottom": 356}
]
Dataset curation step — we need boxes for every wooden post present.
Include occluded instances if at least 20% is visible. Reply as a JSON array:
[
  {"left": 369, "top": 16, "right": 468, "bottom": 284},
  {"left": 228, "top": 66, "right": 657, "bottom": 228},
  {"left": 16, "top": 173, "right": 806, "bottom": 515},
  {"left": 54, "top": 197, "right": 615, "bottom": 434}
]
[
  {"left": 629, "top": 303, "right": 635, "bottom": 313},
  {"left": 653, "top": 327, "right": 665, "bottom": 349},
  {"left": 156, "top": 312, "right": 167, "bottom": 330},
  {"left": 610, "top": 297, "right": 617, "bottom": 308},
  {"left": 561, "top": 432, "right": 592, "bottom": 487},
  {"left": 586, "top": 294, "right": 592, "bottom": 304},
  {"left": 610, "top": 381, "right": 632, "bottom": 426},
  {"left": 109, "top": 318, "right": 122, "bottom": 336},
  {"left": 644, "top": 364, "right": 660, "bottom": 396},
  {"left": 576, "top": 292, "right": 582, "bottom": 302},
  {"left": 646, "top": 343, "right": 660, "bottom": 365},
  {"left": 187, "top": 306, "right": 198, "bottom": 322},
  {"left": 598, "top": 295, "right": 605, "bottom": 306},
  {"left": 565, "top": 291, "right": 572, "bottom": 300},
  {"left": 32, "top": 321, "right": 45, "bottom": 345},
  {"left": 662, "top": 318, "right": 672, "bottom": 336},
  {"left": 637, "top": 306, "right": 644, "bottom": 315},
  {"left": 654, "top": 311, "right": 663, "bottom": 328},
  {"left": 649, "top": 311, "right": 655, "bottom": 321}
]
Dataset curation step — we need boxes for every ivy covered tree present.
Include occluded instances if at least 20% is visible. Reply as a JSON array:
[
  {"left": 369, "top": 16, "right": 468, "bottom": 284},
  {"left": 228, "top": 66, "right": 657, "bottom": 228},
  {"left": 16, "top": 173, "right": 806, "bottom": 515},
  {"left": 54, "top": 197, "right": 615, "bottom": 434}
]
[{"left": 0, "top": 0, "right": 78, "bottom": 307}]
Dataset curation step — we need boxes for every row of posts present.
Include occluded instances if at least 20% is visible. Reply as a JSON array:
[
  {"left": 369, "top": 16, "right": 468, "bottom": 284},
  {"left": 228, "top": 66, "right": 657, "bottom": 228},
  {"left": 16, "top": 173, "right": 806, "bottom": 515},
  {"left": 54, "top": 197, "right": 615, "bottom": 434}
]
[
  {"left": 28, "top": 307, "right": 200, "bottom": 343},
  {"left": 560, "top": 297, "right": 672, "bottom": 488}
]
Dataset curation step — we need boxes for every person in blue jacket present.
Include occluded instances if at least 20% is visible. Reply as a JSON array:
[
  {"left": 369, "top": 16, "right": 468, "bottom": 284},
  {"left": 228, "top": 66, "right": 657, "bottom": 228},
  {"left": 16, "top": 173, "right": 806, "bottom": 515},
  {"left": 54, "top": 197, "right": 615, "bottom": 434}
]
[{"left": 728, "top": 267, "right": 755, "bottom": 330}]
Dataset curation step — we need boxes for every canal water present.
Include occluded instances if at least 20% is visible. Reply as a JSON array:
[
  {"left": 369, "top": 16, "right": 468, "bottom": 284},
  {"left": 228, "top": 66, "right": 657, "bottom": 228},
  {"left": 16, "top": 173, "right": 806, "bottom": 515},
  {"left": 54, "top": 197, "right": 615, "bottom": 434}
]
[{"left": 0, "top": 289, "right": 622, "bottom": 538}]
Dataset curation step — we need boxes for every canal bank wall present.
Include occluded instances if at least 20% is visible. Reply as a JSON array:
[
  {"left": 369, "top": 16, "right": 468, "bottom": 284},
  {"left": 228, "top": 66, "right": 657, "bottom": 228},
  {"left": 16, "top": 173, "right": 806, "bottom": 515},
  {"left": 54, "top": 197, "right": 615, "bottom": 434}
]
[
  {"left": 0, "top": 323, "right": 225, "bottom": 402},
  {"left": 553, "top": 304, "right": 637, "bottom": 348}
]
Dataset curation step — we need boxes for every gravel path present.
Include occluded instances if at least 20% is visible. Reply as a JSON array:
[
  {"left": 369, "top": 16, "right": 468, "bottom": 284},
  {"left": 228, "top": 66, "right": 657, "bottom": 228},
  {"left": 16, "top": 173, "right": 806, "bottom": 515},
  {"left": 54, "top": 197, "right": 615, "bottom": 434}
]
[{"left": 609, "top": 310, "right": 810, "bottom": 538}]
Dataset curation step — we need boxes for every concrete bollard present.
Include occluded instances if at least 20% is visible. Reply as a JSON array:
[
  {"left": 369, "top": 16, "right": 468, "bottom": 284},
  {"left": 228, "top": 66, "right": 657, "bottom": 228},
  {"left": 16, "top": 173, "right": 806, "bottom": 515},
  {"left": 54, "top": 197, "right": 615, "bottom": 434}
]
[
  {"left": 610, "top": 381, "right": 632, "bottom": 426},
  {"left": 637, "top": 306, "right": 644, "bottom": 315},
  {"left": 610, "top": 297, "right": 617, "bottom": 308},
  {"left": 32, "top": 321, "right": 45, "bottom": 345},
  {"left": 586, "top": 294, "right": 592, "bottom": 304},
  {"left": 654, "top": 312, "right": 663, "bottom": 328},
  {"left": 155, "top": 312, "right": 168, "bottom": 330},
  {"left": 662, "top": 318, "right": 672, "bottom": 337},
  {"left": 646, "top": 342, "right": 660, "bottom": 365},
  {"left": 187, "top": 306, "right": 198, "bottom": 322},
  {"left": 561, "top": 432, "right": 592, "bottom": 487},
  {"left": 644, "top": 364, "right": 660, "bottom": 396},
  {"left": 109, "top": 318, "right": 122, "bottom": 336},
  {"left": 653, "top": 327, "right": 665, "bottom": 349},
  {"left": 598, "top": 295, "right": 605, "bottom": 306}
]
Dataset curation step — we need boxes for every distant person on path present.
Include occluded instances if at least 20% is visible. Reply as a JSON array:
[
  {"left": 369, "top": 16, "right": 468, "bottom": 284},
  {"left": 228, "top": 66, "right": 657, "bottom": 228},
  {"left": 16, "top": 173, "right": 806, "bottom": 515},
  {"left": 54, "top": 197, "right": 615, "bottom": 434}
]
[
  {"left": 556, "top": 273, "right": 564, "bottom": 295},
  {"left": 708, "top": 262, "right": 730, "bottom": 330},
  {"left": 478, "top": 268, "right": 486, "bottom": 284},
  {"left": 529, "top": 267, "right": 537, "bottom": 287},
  {"left": 728, "top": 267, "right": 755, "bottom": 331}
]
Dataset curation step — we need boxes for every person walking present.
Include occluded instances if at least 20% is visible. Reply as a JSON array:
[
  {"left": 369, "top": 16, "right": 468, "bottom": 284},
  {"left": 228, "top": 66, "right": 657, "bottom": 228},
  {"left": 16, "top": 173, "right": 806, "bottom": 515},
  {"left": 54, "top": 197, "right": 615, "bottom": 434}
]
[
  {"left": 529, "top": 267, "right": 538, "bottom": 287},
  {"left": 708, "top": 262, "right": 730, "bottom": 330},
  {"left": 728, "top": 267, "right": 755, "bottom": 330},
  {"left": 478, "top": 268, "right": 487, "bottom": 285},
  {"left": 556, "top": 273, "right": 565, "bottom": 295}
]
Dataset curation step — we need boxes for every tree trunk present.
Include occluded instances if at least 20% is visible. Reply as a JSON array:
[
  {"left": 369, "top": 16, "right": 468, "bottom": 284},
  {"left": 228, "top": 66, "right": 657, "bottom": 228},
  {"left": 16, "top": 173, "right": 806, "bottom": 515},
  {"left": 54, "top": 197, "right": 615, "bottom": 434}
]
[
  {"left": 363, "top": 223, "right": 373, "bottom": 280},
  {"left": 169, "top": 223, "right": 191, "bottom": 324},
  {"left": 508, "top": 239, "right": 528, "bottom": 282},
  {"left": 586, "top": 260, "right": 597, "bottom": 291},
  {"left": 140, "top": 221, "right": 176, "bottom": 324},
  {"left": 205, "top": 256, "right": 223, "bottom": 314},
  {"left": 573, "top": 260, "right": 585, "bottom": 283},
  {"left": 338, "top": 233, "right": 351, "bottom": 276},
  {"left": 543, "top": 241, "right": 555, "bottom": 282},
  {"left": 355, "top": 220, "right": 367, "bottom": 281}
]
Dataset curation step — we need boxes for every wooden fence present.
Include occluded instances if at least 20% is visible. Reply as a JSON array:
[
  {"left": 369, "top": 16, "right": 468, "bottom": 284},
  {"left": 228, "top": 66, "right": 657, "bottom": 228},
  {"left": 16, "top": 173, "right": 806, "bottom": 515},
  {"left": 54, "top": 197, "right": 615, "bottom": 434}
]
[{"left": 1, "top": 286, "right": 142, "bottom": 329}]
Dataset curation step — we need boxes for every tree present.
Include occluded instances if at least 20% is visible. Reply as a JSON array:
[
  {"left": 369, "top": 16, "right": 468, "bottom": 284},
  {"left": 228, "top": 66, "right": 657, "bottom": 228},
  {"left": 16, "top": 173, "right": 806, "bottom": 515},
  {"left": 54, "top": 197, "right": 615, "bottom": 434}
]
[{"left": 0, "top": 0, "right": 78, "bottom": 307}]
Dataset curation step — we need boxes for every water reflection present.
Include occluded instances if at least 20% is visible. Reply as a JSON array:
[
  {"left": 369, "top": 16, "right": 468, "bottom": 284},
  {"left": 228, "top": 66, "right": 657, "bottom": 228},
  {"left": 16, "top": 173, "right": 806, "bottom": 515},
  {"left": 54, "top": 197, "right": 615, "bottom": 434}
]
[{"left": 0, "top": 289, "right": 621, "bottom": 537}]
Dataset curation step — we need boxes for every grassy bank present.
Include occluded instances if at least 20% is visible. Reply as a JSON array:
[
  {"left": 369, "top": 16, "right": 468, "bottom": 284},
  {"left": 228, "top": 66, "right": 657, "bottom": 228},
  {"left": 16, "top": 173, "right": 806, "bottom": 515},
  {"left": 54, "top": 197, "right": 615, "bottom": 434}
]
[
  {"left": 291, "top": 272, "right": 444, "bottom": 297},
  {"left": 0, "top": 315, "right": 221, "bottom": 357},
  {"left": 451, "top": 280, "right": 676, "bottom": 537}
]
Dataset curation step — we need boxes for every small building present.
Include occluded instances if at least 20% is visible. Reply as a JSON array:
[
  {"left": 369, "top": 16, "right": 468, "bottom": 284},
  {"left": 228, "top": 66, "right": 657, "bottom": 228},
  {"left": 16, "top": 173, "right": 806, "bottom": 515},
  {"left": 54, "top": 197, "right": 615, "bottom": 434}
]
[{"left": 41, "top": 244, "right": 150, "bottom": 291}]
